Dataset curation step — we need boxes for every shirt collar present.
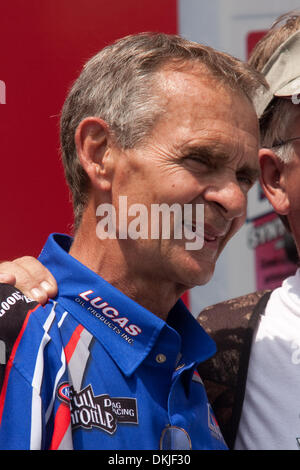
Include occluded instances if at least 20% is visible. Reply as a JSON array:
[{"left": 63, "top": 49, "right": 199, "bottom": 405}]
[
  {"left": 168, "top": 299, "right": 216, "bottom": 365},
  {"left": 39, "top": 233, "right": 216, "bottom": 376}
]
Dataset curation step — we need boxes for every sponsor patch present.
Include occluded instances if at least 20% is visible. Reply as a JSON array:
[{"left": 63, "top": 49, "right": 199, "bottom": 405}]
[
  {"left": 74, "top": 290, "right": 142, "bottom": 345},
  {"left": 0, "top": 290, "right": 35, "bottom": 318},
  {"left": 0, "top": 286, "right": 38, "bottom": 387},
  {"left": 57, "top": 382, "right": 138, "bottom": 435}
]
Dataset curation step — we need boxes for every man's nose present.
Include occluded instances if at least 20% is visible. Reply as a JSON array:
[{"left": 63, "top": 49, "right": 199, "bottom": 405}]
[{"left": 204, "top": 181, "right": 247, "bottom": 220}]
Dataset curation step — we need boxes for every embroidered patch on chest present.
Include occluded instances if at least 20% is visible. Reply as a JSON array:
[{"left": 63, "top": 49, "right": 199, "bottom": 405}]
[{"left": 57, "top": 382, "right": 138, "bottom": 435}]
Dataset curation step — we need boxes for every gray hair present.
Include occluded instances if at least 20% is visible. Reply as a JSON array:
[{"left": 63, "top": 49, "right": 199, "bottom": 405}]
[
  {"left": 60, "top": 32, "right": 265, "bottom": 229},
  {"left": 260, "top": 98, "right": 299, "bottom": 162}
]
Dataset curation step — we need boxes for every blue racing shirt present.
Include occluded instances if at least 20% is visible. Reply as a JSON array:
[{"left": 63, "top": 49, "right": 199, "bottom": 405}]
[{"left": 0, "top": 233, "right": 227, "bottom": 450}]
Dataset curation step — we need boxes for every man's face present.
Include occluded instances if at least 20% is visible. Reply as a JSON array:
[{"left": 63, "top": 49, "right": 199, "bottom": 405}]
[
  {"left": 109, "top": 66, "right": 260, "bottom": 290},
  {"left": 276, "top": 111, "right": 300, "bottom": 253}
]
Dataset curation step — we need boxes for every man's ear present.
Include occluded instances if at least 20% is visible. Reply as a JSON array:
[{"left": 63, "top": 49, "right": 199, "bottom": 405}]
[
  {"left": 75, "top": 117, "right": 114, "bottom": 192},
  {"left": 259, "top": 148, "right": 290, "bottom": 215}
]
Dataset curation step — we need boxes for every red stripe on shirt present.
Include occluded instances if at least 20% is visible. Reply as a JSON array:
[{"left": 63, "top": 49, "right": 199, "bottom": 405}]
[
  {"left": 0, "top": 303, "right": 41, "bottom": 425},
  {"left": 64, "top": 324, "right": 84, "bottom": 363},
  {"left": 49, "top": 402, "right": 71, "bottom": 450},
  {"left": 50, "top": 324, "right": 84, "bottom": 449}
]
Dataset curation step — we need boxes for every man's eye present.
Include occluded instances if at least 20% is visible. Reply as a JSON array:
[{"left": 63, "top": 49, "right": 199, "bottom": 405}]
[
  {"left": 237, "top": 173, "right": 254, "bottom": 187},
  {"left": 184, "top": 155, "right": 214, "bottom": 168}
]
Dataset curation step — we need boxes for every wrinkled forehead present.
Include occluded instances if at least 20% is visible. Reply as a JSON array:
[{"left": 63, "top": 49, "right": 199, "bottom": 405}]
[
  {"left": 155, "top": 62, "right": 226, "bottom": 103},
  {"left": 154, "top": 66, "right": 259, "bottom": 140},
  {"left": 155, "top": 64, "right": 257, "bottom": 119},
  {"left": 141, "top": 67, "right": 260, "bottom": 177}
]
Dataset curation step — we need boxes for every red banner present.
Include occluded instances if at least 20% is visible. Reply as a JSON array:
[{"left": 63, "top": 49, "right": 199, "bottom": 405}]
[{"left": 0, "top": 0, "right": 177, "bottom": 259}]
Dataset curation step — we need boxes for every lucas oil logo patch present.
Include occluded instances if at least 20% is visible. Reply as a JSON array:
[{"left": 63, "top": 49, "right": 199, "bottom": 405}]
[{"left": 57, "top": 382, "right": 138, "bottom": 435}]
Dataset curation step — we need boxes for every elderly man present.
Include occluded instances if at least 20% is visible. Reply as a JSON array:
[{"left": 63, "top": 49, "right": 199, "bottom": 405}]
[
  {"left": 197, "top": 12, "right": 300, "bottom": 450},
  {"left": 0, "top": 33, "right": 262, "bottom": 450}
]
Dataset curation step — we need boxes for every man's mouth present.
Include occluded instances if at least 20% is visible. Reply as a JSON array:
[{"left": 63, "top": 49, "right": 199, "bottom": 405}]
[
  {"left": 183, "top": 222, "right": 227, "bottom": 239},
  {"left": 203, "top": 224, "right": 228, "bottom": 245},
  {"left": 181, "top": 220, "right": 229, "bottom": 251}
]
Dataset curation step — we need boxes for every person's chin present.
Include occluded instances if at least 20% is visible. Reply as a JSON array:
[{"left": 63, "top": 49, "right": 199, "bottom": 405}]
[{"left": 171, "top": 250, "right": 217, "bottom": 290}]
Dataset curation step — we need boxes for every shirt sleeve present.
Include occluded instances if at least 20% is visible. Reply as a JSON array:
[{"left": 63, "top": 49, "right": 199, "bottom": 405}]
[
  {"left": 0, "top": 290, "right": 72, "bottom": 450},
  {"left": 0, "top": 284, "right": 38, "bottom": 391}
]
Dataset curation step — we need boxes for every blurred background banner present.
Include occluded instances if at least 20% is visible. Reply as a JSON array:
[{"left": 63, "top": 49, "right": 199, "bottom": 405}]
[{"left": 1, "top": 0, "right": 299, "bottom": 314}]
